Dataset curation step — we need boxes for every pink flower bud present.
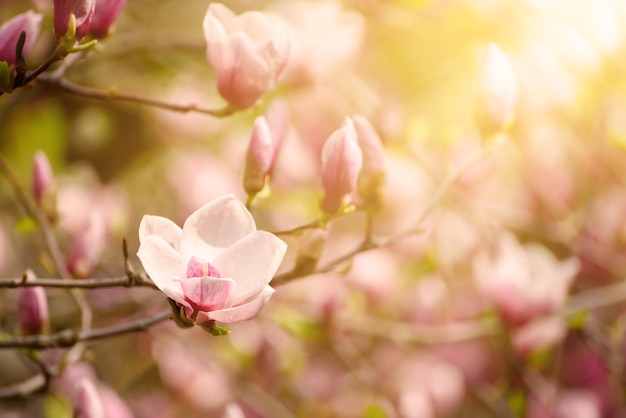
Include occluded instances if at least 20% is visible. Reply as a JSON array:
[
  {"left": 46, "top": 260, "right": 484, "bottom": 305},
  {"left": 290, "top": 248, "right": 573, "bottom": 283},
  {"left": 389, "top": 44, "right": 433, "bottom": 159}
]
[
  {"left": 18, "top": 275, "right": 48, "bottom": 335},
  {"left": 67, "top": 212, "right": 106, "bottom": 278},
  {"left": 477, "top": 44, "right": 518, "bottom": 134},
  {"left": 73, "top": 379, "right": 105, "bottom": 418},
  {"left": 89, "top": 0, "right": 126, "bottom": 39},
  {"left": 32, "top": 150, "right": 57, "bottom": 220},
  {"left": 54, "top": 0, "right": 96, "bottom": 40},
  {"left": 243, "top": 116, "right": 274, "bottom": 195},
  {"left": 203, "top": 3, "right": 290, "bottom": 109},
  {"left": 353, "top": 115, "right": 386, "bottom": 211},
  {"left": 320, "top": 118, "right": 363, "bottom": 214},
  {"left": 0, "top": 11, "right": 43, "bottom": 65}
]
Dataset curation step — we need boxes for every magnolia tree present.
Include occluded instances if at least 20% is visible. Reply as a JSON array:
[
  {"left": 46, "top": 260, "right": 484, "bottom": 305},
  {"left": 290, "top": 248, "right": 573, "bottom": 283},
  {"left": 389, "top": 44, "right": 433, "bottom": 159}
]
[{"left": 1, "top": 0, "right": 626, "bottom": 417}]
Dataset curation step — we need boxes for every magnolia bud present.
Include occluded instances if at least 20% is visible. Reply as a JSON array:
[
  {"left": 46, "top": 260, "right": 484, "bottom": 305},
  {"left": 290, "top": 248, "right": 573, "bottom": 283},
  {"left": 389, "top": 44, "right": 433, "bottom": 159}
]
[
  {"left": 73, "top": 379, "right": 105, "bottom": 418},
  {"left": 476, "top": 44, "right": 518, "bottom": 136},
  {"left": 32, "top": 150, "right": 58, "bottom": 222},
  {"left": 353, "top": 115, "right": 386, "bottom": 212},
  {"left": 320, "top": 118, "right": 363, "bottom": 214},
  {"left": 203, "top": 3, "right": 290, "bottom": 108},
  {"left": 67, "top": 213, "right": 106, "bottom": 278},
  {"left": 18, "top": 275, "right": 48, "bottom": 335},
  {"left": 243, "top": 116, "right": 273, "bottom": 196},
  {"left": 0, "top": 11, "right": 43, "bottom": 66},
  {"left": 54, "top": 0, "right": 96, "bottom": 41},
  {"left": 89, "top": 0, "right": 127, "bottom": 39}
]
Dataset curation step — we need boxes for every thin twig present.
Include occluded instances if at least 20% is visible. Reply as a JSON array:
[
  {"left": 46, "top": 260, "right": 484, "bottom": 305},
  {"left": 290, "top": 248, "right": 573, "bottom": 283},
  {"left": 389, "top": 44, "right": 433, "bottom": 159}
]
[
  {"left": 0, "top": 275, "right": 156, "bottom": 289},
  {"left": 36, "top": 74, "right": 236, "bottom": 117},
  {"left": 0, "top": 310, "right": 171, "bottom": 350}
]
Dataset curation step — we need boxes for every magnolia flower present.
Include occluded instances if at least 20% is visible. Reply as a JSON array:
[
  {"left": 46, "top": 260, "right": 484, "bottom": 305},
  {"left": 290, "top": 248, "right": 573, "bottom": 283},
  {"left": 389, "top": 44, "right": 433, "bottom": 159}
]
[
  {"left": 320, "top": 118, "right": 363, "bottom": 214},
  {"left": 474, "top": 232, "right": 580, "bottom": 326},
  {"left": 54, "top": 0, "right": 96, "bottom": 40},
  {"left": 137, "top": 195, "right": 287, "bottom": 325},
  {"left": 0, "top": 11, "right": 43, "bottom": 65},
  {"left": 203, "top": 3, "right": 290, "bottom": 109}
]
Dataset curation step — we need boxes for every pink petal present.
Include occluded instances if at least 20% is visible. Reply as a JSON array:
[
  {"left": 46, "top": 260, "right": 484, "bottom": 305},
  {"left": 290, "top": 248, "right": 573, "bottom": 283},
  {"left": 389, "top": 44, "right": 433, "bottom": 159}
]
[
  {"left": 198, "top": 285, "right": 274, "bottom": 324},
  {"left": 180, "top": 195, "right": 256, "bottom": 261},
  {"left": 179, "top": 277, "right": 236, "bottom": 312},
  {"left": 138, "top": 215, "right": 182, "bottom": 250},
  {"left": 211, "top": 231, "right": 287, "bottom": 306},
  {"left": 216, "top": 33, "right": 273, "bottom": 109},
  {"left": 186, "top": 256, "right": 221, "bottom": 278},
  {"left": 137, "top": 235, "right": 185, "bottom": 293},
  {"left": 0, "top": 11, "right": 43, "bottom": 65}
]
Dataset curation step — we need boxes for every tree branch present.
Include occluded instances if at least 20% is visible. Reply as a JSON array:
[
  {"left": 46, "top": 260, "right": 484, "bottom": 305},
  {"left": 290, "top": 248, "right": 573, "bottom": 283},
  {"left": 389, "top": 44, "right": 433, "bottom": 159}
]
[
  {"left": 0, "top": 310, "right": 171, "bottom": 350},
  {"left": 36, "top": 74, "right": 236, "bottom": 117},
  {"left": 0, "top": 275, "right": 156, "bottom": 289}
]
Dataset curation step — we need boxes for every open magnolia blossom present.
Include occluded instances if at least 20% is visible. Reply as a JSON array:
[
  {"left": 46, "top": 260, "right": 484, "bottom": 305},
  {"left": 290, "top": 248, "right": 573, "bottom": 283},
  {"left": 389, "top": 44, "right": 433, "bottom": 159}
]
[{"left": 137, "top": 195, "right": 287, "bottom": 325}]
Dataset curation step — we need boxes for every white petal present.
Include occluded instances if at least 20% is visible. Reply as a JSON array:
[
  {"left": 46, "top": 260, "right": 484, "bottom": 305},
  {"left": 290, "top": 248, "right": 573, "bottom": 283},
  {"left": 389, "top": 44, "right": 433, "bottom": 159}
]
[
  {"left": 180, "top": 195, "right": 256, "bottom": 261},
  {"left": 198, "top": 285, "right": 275, "bottom": 324},
  {"left": 138, "top": 215, "right": 182, "bottom": 249},
  {"left": 212, "top": 231, "right": 287, "bottom": 306},
  {"left": 137, "top": 235, "right": 185, "bottom": 293},
  {"left": 162, "top": 284, "right": 185, "bottom": 306}
]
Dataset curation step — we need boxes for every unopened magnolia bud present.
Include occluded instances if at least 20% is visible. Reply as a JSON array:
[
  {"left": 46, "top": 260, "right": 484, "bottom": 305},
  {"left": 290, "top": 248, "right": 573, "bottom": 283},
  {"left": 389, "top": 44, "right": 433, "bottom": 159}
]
[
  {"left": 32, "top": 150, "right": 58, "bottom": 222},
  {"left": 0, "top": 11, "right": 43, "bottom": 66},
  {"left": 67, "top": 213, "right": 106, "bottom": 278},
  {"left": 203, "top": 3, "right": 290, "bottom": 108},
  {"left": 243, "top": 116, "right": 273, "bottom": 196},
  {"left": 89, "top": 0, "right": 126, "bottom": 39},
  {"left": 54, "top": 0, "right": 96, "bottom": 41},
  {"left": 73, "top": 379, "right": 105, "bottom": 418},
  {"left": 320, "top": 118, "right": 363, "bottom": 214},
  {"left": 476, "top": 44, "right": 518, "bottom": 137},
  {"left": 18, "top": 276, "right": 48, "bottom": 335},
  {"left": 353, "top": 115, "right": 386, "bottom": 212}
]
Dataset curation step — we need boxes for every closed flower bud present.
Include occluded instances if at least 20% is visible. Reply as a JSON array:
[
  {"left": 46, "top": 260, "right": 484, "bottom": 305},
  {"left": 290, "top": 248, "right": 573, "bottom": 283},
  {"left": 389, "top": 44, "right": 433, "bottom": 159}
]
[
  {"left": 0, "top": 11, "right": 43, "bottom": 66},
  {"left": 243, "top": 116, "right": 274, "bottom": 196},
  {"left": 54, "top": 0, "right": 96, "bottom": 41},
  {"left": 18, "top": 274, "right": 48, "bottom": 335},
  {"left": 353, "top": 115, "right": 386, "bottom": 212},
  {"left": 89, "top": 0, "right": 126, "bottom": 39},
  {"left": 476, "top": 44, "right": 518, "bottom": 136},
  {"left": 67, "top": 213, "right": 106, "bottom": 278},
  {"left": 203, "top": 3, "right": 290, "bottom": 109},
  {"left": 32, "top": 150, "right": 58, "bottom": 222},
  {"left": 73, "top": 379, "right": 105, "bottom": 418},
  {"left": 320, "top": 118, "right": 363, "bottom": 214}
]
